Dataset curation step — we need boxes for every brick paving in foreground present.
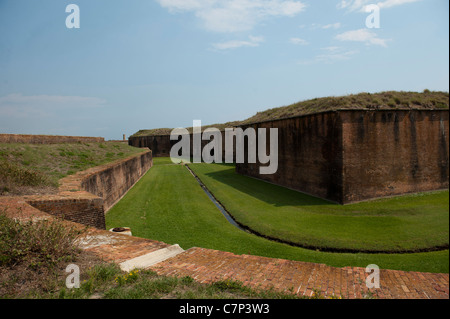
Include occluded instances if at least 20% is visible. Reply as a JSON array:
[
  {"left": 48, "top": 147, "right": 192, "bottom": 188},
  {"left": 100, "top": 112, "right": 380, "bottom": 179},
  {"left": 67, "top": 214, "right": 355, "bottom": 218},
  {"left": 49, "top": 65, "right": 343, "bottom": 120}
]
[
  {"left": 149, "top": 247, "right": 449, "bottom": 299},
  {"left": 1, "top": 196, "right": 449, "bottom": 299}
]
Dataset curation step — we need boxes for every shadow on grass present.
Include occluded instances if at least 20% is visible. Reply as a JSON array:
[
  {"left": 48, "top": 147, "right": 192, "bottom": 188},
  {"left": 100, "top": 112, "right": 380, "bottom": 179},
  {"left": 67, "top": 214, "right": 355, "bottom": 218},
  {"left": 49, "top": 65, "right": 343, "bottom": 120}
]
[{"left": 201, "top": 163, "right": 335, "bottom": 208}]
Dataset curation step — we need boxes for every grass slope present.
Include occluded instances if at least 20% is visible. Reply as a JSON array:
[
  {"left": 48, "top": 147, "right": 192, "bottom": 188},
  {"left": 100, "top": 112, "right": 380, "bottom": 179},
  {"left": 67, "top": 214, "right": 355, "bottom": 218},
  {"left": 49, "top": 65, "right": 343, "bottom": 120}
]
[
  {"left": 0, "top": 142, "right": 145, "bottom": 195},
  {"left": 189, "top": 163, "right": 449, "bottom": 253},
  {"left": 241, "top": 90, "right": 449, "bottom": 125},
  {"left": 106, "top": 161, "right": 449, "bottom": 273}
]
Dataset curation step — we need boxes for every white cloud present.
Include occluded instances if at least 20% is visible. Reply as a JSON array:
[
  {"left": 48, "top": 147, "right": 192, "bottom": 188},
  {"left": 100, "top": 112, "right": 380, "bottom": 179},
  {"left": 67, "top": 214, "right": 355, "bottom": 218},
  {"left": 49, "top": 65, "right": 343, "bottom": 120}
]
[
  {"left": 337, "top": 0, "right": 367, "bottom": 11},
  {"left": 211, "top": 35, "right": 265, "bottom": 50},
  {"left": 290, "top": 37, "right": 308, "bottom": 45},
  {"left": 335, "top": 28, "right": 389, "bottom": 47},
  {"left": 0, "top": 93, "right": 106, "bottom": 107},
  {"left": 322, "top": 46, "right": 340, "bottom": 52},
  {"left": 0, "top": 93, "right": 106, "bottom": 118},
  {"left": 338, "top": 0, "right": 421, "bottom": 11},
  {"left": 297, "top": 47, "right": 359, "bottom": 65},
  {"left": 156, "top": 0, "right": 306, "bottom": 33},
  {"left": 316, "top": 47, "right": 359, "bottom": 62},
  {"left": 376, "top": 0, "right": 421, "bottom": 8},
  {"left": 310, "top": 22, "right": 342, "bottom": 30},
  {"left": 155, "top": 0, "right": 208, "bottom": 12},
  {"left": 321, "top": 22, "right": 342, "bottom": 29}
]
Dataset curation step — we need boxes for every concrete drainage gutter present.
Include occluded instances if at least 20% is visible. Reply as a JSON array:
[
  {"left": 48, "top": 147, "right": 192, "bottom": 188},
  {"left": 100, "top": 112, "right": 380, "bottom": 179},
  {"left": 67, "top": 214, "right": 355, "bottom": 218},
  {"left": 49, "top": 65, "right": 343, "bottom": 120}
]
[{"left": 119, "top": 244, "right": 185, "bottom": 272}]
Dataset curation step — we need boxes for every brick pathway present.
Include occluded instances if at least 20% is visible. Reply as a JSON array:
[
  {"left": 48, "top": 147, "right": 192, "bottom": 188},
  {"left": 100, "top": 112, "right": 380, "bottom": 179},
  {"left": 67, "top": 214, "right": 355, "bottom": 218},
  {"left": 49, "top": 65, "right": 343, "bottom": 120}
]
[
  {"left": 1, "top": 196, "right": 448, "bottom": 299},
  {"left": 149, "top": 247, "right": 449, "bottom": 299}
]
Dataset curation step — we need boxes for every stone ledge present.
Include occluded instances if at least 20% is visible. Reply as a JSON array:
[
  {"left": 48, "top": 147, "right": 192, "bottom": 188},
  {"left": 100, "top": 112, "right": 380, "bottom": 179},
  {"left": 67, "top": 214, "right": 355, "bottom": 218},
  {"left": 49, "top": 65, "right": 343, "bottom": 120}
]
[{"left": 119, "top": 245, "right": 185, "bottom": 272}]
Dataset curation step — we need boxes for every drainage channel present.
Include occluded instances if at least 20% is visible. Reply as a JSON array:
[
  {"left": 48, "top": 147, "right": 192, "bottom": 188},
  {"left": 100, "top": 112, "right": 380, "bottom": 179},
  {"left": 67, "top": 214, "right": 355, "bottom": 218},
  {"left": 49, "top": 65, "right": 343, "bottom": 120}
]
[
  {"left": 184, "top": 164, "right": 250, "bottom": 233},
  {"left": 183, "top": 164, "right": 449, "bottom": 254},
  {"left": 185, "top": 164, "right": 450, "bottom": 254}
]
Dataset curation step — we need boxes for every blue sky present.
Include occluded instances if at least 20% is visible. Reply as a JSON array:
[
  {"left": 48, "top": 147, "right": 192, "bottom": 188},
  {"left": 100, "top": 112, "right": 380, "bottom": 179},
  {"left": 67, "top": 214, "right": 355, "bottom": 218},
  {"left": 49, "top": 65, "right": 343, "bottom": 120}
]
[{"left": 0, "top": 0, "right": 448, "bottom": 140}]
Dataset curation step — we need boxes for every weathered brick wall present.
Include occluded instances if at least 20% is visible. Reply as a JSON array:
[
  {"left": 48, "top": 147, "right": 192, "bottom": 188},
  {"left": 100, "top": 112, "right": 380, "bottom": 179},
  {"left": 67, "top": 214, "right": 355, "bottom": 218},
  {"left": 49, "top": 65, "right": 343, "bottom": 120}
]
[
  {"left": 26, "top": 150, "right": 153, "bottom": 229},
  {"left": 129, "top": 135, "right": 173, "bottom": 157},
  {"left": 130, "top": 110, "right": 448, "bottom": 204},
  {"left": 235, "top": 109, "right": 449, "bottom": 204},
  {"left": 236, "top": 111, "right": 344, "bottom": 203},
  {"left": 130, "top": 132, "right": 235, "bottom": 161},
  {"left": 26, "top": 194, "right": 105, "bottom": 229},
  {"left": 80, "top": 151, "right": 153, "bottom": 211},
  {"left": 0, "top": 134, "right": 104, "bottom": 144},
  {"left": 341, "top": 110, "right": 449, "bottom": 203}
]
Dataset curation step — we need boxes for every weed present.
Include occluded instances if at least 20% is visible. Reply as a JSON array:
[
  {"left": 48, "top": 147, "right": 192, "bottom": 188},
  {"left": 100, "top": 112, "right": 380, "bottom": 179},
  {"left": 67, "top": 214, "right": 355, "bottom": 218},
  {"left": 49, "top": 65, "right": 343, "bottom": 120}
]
[
  {"left": 181, "top": 276, "right": 194, "bottom": 285},
  {"left": 0, "top": 212, "right": 82, "bottom": 268},
  {"left": 114, "top": 269, "right": 140, "bottom": 286},
  {"left": 0, "top": 211, "right": 85, "bottom": 297},
  {"left": 212, "top": 279, "right": 246, "bottom": 292}
]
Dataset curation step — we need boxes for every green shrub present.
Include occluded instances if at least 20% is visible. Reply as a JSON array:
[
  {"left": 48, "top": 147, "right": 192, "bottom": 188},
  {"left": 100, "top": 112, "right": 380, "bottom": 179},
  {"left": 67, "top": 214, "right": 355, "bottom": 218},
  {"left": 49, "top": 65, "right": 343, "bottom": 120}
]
[{"left": 114, "top": 269, "right": 140, "bottom": 286}]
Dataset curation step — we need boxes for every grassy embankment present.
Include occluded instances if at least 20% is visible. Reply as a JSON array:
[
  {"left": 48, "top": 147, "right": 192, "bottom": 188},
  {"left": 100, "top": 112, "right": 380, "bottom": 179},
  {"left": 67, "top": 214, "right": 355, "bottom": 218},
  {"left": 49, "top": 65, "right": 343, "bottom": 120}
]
[
  {"left": 131, "top": 90, "right": 449, "bottom": 137},
  {"left": 0, "top": 141, "right": 146, "bottom": 196},
  {"left": 107, "top": 159, "right": 449, "bottom": 274}
]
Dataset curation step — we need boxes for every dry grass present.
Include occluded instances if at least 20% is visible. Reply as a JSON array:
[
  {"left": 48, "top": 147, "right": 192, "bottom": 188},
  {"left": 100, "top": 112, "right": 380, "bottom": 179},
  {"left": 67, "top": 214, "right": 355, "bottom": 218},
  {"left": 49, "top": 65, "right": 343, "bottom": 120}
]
[
  {"left": 241, "top": 90, "right": 449, "bottom": 125},
  {"left": 131, "top": 90, "right": 449, "bottom": 137},
  {"left": 0, "top": 210, "right": 89, "bottom": 298},
  {"left": 0, "top": 141, "right": 145, "bottom": 196}
]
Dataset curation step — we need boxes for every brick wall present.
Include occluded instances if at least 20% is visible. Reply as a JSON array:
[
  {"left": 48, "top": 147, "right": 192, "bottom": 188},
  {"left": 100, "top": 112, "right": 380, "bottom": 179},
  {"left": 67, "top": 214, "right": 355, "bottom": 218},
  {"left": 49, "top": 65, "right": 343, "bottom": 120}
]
[
  {"left": 26, "top": 193, "right": 105, "bottom": 229},
  {"left": 129, "top": 132, "right": 236, "bottom": 161},
  {"left": 0, "top": 134, "right": 104, "bottom": 144},
  {"left": 79, "top": 151, "right": 153, "bottom": 211},
  {"left": 341, "top": 110, "right": 449, "bottom": 203},
  {"left": 26, "top": 150, "right": 153, "bottom": 229},
  {"left": 236, "top": 111, "right": 344, "bottom": 203},
  {"left": 129, "top": 135, "right": 173, "bottom": 157},
  {"left": 236, "top": 109, "right": 449, "bottom": 204}
]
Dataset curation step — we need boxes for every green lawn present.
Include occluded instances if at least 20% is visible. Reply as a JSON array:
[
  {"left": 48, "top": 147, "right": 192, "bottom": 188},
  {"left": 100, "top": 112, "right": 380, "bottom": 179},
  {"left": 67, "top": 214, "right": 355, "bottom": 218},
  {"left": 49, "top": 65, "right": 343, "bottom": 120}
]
[
  {"left": 152, "top": 157, "right": 178, "bottom": 166},
  {"left": 106, "top": 162, "right": 449, "bottom": 273},
  {"left": 189, "top": 163, "right": 449, "bottom": 253}
]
